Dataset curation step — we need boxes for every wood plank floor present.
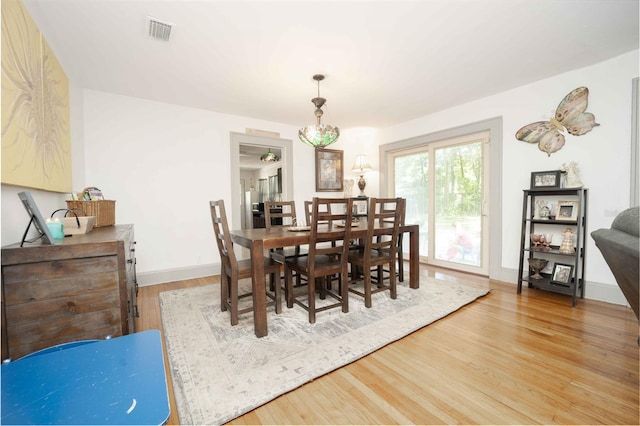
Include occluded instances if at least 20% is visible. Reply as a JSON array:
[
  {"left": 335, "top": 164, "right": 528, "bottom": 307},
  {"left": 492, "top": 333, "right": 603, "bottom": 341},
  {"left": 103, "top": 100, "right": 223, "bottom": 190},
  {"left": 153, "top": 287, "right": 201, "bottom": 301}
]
[{"left": 136, "top": 265, "right": 639, "bottom": 425}]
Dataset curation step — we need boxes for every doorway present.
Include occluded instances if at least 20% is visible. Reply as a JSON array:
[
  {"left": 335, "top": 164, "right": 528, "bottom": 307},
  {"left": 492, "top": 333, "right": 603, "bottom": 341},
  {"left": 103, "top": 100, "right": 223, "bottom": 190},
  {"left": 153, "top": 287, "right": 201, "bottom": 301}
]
[{"left": 229, "top": 132, "right": 294, "bottom": 231}]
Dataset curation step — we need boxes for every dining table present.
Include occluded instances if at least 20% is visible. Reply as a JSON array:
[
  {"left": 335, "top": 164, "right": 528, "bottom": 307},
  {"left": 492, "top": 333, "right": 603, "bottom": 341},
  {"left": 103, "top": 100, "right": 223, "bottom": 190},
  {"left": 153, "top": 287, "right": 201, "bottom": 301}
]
[{"left": 230, "top": 222, "right": 420, "bottom": 338}]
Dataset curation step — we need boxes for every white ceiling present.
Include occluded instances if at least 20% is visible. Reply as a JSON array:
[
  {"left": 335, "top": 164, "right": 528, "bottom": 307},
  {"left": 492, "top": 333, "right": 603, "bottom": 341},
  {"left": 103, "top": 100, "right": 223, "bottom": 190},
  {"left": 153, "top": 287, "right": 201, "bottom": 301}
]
[{"left": 23, "top": 0, "right": 639, "bottom": 130}]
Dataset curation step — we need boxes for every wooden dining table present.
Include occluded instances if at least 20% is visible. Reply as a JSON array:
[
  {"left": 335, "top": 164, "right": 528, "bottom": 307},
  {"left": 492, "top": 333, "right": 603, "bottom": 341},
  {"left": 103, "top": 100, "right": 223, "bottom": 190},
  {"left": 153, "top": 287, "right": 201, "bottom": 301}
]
[{"left": 230, "top": 222, "right": 420, "bottom": 337}]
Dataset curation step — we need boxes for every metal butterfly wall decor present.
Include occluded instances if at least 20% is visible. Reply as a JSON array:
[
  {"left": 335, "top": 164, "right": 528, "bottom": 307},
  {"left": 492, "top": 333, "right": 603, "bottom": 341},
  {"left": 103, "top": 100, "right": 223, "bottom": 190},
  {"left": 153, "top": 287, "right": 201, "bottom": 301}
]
[{"left": 515, "top": 87, "right": 599, "bottom": 156}]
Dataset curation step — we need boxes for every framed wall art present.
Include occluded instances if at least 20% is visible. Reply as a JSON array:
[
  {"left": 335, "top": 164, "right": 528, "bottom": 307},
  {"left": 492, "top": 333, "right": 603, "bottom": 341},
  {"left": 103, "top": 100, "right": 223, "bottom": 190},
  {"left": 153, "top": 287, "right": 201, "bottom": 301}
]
[
  {"left": 1, "top": 0, "right": 72, "bottom": 192},
  {"left": 556, "top": 200, "right": 579, "bottom": 221},
  {"left": 530, "top": 170, "right": 561, "bottom": 189},
  {"left": 550, "top": 262, "right": 574, "bottom": 286},
  {"left": 315, "top": 148, "right": 343, "bottom": 192}
]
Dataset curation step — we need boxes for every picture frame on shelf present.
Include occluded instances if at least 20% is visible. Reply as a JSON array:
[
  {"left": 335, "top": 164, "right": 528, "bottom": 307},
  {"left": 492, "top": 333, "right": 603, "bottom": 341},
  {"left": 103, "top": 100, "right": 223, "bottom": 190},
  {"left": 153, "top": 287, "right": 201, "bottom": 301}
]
[
  {"left": 556, "top": 200, "right": 579, "bottom": 221},
  {"left": 530, "top": 170, "right": 561, "bottom": 189},
  {"left": 315, "top": 148, "right": 344, "bottom": 192},
  {"left": 352, "top": 198, "right": 368, "bottom": 216},
  {"left": 550, "top": 262, "right": 574, "bottom": 286}
]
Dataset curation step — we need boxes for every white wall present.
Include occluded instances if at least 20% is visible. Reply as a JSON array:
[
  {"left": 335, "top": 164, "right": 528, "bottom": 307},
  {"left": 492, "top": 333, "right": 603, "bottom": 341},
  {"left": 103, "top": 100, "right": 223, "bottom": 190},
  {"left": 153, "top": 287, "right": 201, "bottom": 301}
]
[{"left": 379, "top": 50, "right": 639, "bottom": 304}]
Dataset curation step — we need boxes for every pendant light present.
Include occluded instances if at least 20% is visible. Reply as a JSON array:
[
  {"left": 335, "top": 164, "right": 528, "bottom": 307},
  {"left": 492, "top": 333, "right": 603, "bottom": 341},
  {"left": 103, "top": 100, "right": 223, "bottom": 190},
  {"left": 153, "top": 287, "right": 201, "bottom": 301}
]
[
  {"left": 260, "top": 147, "right": 279, "bottom": 162},
  {"left": 298, "top": 74, "right": 340, "bottom": 148}
]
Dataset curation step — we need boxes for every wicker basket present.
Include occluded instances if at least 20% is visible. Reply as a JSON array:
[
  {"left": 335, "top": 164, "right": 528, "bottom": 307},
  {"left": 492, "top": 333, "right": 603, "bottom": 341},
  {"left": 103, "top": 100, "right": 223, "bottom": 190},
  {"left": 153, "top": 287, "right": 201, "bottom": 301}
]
[{"left": 65, "top": 200, "right": 116, "bottom": 227}]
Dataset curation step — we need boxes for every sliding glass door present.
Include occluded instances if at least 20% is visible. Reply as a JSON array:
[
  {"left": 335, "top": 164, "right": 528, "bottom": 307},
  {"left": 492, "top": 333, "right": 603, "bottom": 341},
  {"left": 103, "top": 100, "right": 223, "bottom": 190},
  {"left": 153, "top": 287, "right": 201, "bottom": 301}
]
[{"left": 389, "top": 131, "right": 489, "bottom": 275}]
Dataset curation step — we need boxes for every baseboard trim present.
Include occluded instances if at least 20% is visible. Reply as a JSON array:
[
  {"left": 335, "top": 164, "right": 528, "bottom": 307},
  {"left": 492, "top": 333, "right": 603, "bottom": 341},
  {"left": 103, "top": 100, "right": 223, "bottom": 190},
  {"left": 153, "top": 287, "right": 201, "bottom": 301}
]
[
  {"left": 137, "top": 263, "right": 221, "bottom": 286},
  {"left": 499, "top": 267, "right": 629, "bottom": 307}
]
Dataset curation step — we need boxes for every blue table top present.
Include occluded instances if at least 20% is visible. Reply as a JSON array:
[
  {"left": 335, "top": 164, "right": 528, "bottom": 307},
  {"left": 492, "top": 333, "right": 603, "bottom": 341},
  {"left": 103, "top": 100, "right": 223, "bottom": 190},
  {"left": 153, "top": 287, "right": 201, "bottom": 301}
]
[{"left": 1, "top": 330, "right": 170, "bottom": 425}]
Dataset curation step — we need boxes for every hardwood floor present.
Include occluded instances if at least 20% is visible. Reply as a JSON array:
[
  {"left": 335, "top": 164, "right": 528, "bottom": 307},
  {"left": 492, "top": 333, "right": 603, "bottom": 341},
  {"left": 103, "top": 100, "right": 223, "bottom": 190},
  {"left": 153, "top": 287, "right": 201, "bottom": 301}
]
[{"left": 136, "top": 265, "right": 639, "bottom": 425}]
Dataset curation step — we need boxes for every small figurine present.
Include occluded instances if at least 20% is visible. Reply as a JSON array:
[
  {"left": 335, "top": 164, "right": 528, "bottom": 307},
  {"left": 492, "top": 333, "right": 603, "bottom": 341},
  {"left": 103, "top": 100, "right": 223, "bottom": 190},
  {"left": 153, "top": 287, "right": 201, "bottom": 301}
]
[
  {"left": 561, "top": 161, "right": 583, "bottom": 188},
  {"left": 559, "top": 228, "right": 575, "bottom": 254}
]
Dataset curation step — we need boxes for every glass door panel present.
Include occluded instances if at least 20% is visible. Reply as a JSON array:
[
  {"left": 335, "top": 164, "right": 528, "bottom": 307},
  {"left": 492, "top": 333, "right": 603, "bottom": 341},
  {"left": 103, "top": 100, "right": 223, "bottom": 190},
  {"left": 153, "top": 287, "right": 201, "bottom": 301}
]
[
  {"left": 394, "top": 151, "right": 429, "bottom": 261},
  {"left": 389, "top": 131, "right": 489, "bottom": 275},
  {"left": 432, "top": 141, "right": 484, "bottom": 271}
]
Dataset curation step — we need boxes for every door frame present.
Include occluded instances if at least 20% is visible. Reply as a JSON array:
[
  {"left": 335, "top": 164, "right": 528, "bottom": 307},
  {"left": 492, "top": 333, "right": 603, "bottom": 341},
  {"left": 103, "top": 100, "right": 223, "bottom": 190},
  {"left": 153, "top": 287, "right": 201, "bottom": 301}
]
[
  {"left": 230, "top": 132, "right": 294, "bottom": 231},
  {"left": 379, "top": 117, "right": 503, "bottom": 280}
]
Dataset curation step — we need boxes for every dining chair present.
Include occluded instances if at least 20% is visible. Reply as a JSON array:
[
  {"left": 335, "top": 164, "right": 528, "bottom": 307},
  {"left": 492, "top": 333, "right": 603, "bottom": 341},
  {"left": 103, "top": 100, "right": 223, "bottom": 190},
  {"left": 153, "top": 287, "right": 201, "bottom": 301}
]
[
  {"left": 284, "top": 197, "right": 354, "bottom": 323},
  {"left": 304, "top": 199, "right": 332, "bottom": 225},
  {"left": 210, "top": 199, "right": 281, "bottom": 326},
  {"left": 264, "top": 201, "right": 308, "bottom": 285},
  {"left": 348, "top": 197, "right": 403, "bottom": 308},
  {"left": 382, "top": 197, "right": 406, "bottom": 282}
]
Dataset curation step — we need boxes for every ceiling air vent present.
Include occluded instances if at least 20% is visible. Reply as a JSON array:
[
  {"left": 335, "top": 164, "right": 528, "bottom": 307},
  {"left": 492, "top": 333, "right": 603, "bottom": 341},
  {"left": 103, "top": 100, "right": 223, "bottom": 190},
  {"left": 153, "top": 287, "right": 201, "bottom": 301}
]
[{"left": 146, "top": 16, "right": 173, "bottom": 41}]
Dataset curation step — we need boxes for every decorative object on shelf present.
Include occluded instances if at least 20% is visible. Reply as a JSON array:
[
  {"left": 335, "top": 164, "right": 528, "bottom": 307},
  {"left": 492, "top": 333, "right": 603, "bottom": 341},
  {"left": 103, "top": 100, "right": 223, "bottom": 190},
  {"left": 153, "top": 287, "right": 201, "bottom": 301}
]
[
  {"left": 543, "top": 233, "right": 553, "bottom": 251},
  {"left": 343, "top": 179, "right": 354, "bottom": 198},
  {"left": 559, "top": 227, "right": 576, "bottom": 254},
  {"left": 539, "top": 205, "right": 551, "bottom": 220},
  {"left": 515, "top": 87, "right": 600, "bottom": 156},
  {"left": 528, "top": 258, "right": 548, "bottom": 280},
  {"left": 551, "top": 263, "right": 574, "bottom": 286},
  {"left": 315, "top": 148, "right": 344, "bottom": 192},
  {"left": 556, "top": 200, "right": 579, "bottom": 221},
  {"left": 561, "top": 161, "right": 583, "bottom": 188},
  {"left": 531, "top": 170, "right": 561, "bottom": 189},
  {"left": 352, "top": 155, "right": 372, "bottom": 197},
  {"left": 530, "top": 234, "right": 542, "bottom": 249},
  {"left": 260, "top": 147, "right": 279, "bottom": 162},
  {"left": 298, "top": 74, "right": 340, "bottom": 148}
]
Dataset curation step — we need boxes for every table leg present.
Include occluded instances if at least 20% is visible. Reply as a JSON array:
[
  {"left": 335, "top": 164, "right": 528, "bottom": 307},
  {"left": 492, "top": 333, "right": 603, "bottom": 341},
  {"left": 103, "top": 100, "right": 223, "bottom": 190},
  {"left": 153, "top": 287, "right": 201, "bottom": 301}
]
[
  {"left": 409, "top": 226, "right": 419, "bottom": 288},
  {"left": 251, "top": 240, "right": 268, "bottom": 337}
]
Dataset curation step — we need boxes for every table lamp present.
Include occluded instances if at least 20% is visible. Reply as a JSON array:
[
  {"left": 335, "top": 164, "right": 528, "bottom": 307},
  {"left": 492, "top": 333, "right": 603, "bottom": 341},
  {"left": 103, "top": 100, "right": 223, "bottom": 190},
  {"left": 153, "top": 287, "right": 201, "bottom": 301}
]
[{"left": 352, "top": 155, "right": 372, "bottom": 197}]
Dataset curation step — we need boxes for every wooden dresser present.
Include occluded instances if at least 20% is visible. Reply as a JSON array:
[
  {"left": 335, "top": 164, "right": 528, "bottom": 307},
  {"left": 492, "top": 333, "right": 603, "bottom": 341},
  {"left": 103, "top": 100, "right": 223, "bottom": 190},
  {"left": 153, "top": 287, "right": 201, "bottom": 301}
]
[{"left": 1, "top": 225, "right": 137, "bottom": 360}]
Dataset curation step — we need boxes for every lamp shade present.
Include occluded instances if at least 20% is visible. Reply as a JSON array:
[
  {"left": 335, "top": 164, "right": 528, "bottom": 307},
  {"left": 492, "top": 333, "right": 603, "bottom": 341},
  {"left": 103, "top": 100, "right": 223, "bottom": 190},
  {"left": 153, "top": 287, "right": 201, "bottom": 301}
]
[
  {"left": 352, "top": 155, "right": 372, "bottom": 173},
  {"left": 298, "top": 124, "right": 340, "bottom": 148}
]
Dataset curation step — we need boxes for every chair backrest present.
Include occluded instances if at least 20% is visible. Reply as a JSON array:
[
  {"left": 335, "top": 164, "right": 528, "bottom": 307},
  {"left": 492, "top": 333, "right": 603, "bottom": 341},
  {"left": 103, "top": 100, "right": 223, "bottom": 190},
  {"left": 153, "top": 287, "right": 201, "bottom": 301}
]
[
  {"left": 307, "top": 197, "right": 354, "bottom": 269},
  {"left": 265, "top": 201, "right": 297, "bottom": 229},
  {"left": 367, "top": 197, "right": 403, "bottom": 257},
  {"left": 210, "top": 200, "right": 237, "bottom": 272},
  {"left": 304, "top": 199, "right": 332, "bottom": 225},
  {"left": 381, "top": 197, "right": 406, "bottom": 246}
]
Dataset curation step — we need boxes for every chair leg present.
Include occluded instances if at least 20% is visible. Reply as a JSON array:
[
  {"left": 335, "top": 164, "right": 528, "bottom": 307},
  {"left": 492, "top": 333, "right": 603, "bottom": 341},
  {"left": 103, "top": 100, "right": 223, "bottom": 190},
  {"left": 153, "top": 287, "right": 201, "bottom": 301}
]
[
  {"left": 229, "top": 275, "right": 239, "bottom": 326},
  {"left": 398, "top": 250, "right": 404, "bottom": 282},
  {"left": 220, "top": 273, "right": 229, "bottom": 312},
  {"left": 271, "top": 271, "right": 282, "bottom": 314},
  {"left": 364, "top": 267, "right": 372, "bottom": 308},
  {"left": 389, "top": 260, "right": 397, "bottom": 300},
  {"left": 340, "top": 271, "right": 349, "bottom": 313},
  {"left": 308, "top": 276, "right": 316, "bottom": 324}
]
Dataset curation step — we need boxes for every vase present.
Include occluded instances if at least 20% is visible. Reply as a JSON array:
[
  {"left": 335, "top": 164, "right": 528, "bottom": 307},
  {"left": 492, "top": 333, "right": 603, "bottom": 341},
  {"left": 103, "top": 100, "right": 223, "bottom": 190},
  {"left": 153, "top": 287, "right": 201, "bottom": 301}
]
[{"left": 528, "top": 258, "right": 548, "bottom": 280}]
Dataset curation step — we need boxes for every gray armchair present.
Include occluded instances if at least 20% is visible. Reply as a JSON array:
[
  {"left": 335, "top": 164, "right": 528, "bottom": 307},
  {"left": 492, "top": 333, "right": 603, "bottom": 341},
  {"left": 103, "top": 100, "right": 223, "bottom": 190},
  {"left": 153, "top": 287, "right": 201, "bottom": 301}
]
[{"left": 591, "top": 207, "right": 639, "bottom": 320}]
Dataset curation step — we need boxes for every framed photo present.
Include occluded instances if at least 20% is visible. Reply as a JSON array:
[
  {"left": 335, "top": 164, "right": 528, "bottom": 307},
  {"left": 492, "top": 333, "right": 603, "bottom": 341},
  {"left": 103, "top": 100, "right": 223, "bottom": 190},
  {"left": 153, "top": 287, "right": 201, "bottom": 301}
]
[
  {"left": 353, "top": 198, "right": 368, "bottom": 216},
  {"left": 550, "top": 263, "right": 574, "bottom": 286},
  {"left": 556, "top": 200, "right": 579, "bottom": 221},
  {"left": 316, "top": 148, "right": 344, "bottom": 192},
  {"left": 18, "top": 191, "right": 57, "bottom": 245},
  {"left": 531, "top": 170, "right": 561, "bottom": 189}
]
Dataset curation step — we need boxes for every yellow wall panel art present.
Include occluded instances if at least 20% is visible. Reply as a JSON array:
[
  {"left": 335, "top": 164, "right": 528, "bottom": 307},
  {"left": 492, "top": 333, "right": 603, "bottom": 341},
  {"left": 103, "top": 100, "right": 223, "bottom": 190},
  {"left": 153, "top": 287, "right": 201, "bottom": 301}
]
[{"left": 1, "top": 0, "right": 72, "bottom": 193}]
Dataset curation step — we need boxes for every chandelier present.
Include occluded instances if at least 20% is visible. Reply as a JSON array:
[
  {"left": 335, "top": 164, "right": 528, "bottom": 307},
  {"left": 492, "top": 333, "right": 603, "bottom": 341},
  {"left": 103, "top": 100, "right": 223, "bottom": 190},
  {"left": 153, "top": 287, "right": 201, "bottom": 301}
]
[
  {"left": 260, "top": 147, "right": 279, "bottom": 162},
  {"left": 298, "top": 74, "right": 340, "bottom": 148}
]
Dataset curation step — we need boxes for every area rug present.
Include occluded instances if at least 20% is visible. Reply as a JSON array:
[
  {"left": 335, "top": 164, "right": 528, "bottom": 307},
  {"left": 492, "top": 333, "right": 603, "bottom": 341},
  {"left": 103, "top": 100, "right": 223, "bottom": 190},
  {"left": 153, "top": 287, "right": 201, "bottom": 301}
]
[{"left": 159, "top": 277, "right": 489, "bottom": 425}]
